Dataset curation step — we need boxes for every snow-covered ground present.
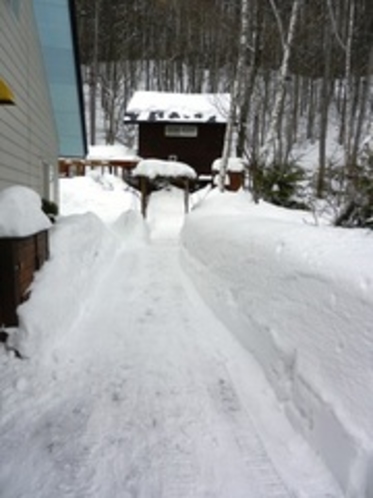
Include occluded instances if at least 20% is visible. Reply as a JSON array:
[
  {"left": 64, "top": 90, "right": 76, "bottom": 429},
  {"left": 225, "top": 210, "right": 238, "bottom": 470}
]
[
  {"left": 181, "top": 191, "right": 373, "bottom": 497},
  {"left": 0, "top": 172, "right": 372, "bottom": 497}
]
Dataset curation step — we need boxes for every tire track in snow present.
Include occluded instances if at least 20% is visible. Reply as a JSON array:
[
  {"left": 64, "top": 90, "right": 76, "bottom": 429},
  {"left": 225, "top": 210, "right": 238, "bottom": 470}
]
[{"left": 206, "top": 363, "right": 292, "bottom": 497}]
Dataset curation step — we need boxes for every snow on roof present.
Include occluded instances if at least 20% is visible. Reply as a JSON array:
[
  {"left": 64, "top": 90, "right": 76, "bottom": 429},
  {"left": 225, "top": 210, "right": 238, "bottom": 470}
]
[
  {"left": 124, "top": 91, "right": 230, "bottom": 124},
  {"left": 0, "top": 186, "right": 51, "bottom": 237},
  {"left": 87, "top": 144, "right": 139, "bottom": 161},
  {"left": 132, "top": 159, "right": 197, "bottom": 180},
  {"left": 212, "top": 157, "right": 245, "bottom": 173}
]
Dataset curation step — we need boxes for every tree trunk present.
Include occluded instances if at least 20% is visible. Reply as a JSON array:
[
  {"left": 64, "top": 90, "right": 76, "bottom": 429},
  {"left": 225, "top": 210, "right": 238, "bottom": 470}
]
[
  {"left": 219, "top": 0, "right": 249, "bottom": 192},
  {"left": 261, "top": 0, "right": 303, "bottom": 166}
]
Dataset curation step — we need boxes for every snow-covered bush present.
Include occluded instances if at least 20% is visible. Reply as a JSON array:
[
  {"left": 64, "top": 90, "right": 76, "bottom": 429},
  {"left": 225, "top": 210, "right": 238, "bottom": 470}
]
[{"left": 254, "top": 161, "right": 309, "bottom": 210}]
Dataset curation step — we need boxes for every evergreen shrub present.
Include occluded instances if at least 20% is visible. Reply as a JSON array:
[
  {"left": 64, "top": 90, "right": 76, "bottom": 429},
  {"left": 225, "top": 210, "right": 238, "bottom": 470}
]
[
  {"left": 255, "top": 162, "right": 309, "bottom": 210},
  {"left": 42, "top": 198, "right": 59, "bottom": 222}
]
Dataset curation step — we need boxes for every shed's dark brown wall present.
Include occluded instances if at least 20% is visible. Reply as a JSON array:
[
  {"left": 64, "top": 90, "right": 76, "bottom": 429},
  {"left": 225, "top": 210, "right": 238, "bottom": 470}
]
[{"left": 138, "top": 122, "right": 226, "bottom": 175}]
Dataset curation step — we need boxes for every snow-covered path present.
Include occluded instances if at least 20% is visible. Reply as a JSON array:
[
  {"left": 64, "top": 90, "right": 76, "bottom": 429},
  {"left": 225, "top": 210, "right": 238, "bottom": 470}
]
[{"left": 0, "top": 190, "right": 342, "bottom": 498}]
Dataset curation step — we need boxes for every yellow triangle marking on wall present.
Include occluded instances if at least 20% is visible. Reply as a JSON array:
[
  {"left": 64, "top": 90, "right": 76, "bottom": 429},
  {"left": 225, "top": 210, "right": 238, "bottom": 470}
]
[{"left": 0, "top": 79, "right": 15, "bottom": 105}]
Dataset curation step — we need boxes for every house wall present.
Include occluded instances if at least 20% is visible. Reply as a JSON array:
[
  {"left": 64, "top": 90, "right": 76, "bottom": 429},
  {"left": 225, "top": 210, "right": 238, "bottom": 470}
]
[
  {"left": 0, "top": 0, "right": 59, "bottom": 201},
  {"left": 138, "top": 122, "right": 226, "bottom": 176}
]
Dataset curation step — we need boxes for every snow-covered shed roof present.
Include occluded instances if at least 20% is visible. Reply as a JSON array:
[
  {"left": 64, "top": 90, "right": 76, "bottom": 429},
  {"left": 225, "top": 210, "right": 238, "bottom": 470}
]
[
  {"left": 124, "top": 92, "right": 230, "bottom": 124},
  {"left": 132, "top": 159, "right": 197, "bottom": 180}
]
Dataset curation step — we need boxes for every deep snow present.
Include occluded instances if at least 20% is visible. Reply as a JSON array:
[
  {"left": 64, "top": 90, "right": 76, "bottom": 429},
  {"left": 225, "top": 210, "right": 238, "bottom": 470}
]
[
  {"left": 1, "top": 172, "right": 371, "bottom": 497},
  {"left": 181, "top": 192, "right": 373, "bottom": 497}
]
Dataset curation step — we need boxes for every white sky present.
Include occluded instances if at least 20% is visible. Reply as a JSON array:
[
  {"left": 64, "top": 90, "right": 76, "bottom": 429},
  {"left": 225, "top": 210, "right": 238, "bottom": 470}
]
[{"left": 1, "top": 172, "right": 372, "bottom": 497}]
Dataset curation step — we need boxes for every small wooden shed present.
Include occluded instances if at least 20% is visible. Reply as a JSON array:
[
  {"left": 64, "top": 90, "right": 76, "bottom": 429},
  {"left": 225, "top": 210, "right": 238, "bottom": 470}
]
[{"left": 124, "top": 92, "right": 230, "bottom": 178}]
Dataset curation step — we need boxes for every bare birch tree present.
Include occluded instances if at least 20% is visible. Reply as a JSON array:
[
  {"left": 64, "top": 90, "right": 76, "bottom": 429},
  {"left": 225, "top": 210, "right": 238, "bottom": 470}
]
[
  {"left": 219, "top": 0, "right": 250, "bottom": 192},
  {"left": 260, "top": 0, "right": 303, "bottom": 166}
]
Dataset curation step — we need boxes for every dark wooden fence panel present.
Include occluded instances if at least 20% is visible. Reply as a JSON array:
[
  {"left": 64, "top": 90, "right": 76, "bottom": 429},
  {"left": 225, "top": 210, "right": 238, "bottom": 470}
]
[{"left": 0, "top": 230, "right": 49, "bottom": 327}]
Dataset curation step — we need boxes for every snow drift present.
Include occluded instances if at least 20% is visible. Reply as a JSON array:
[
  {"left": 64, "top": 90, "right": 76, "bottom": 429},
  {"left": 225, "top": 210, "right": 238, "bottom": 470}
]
[
  {"left": 15, "top": 213, "right": 123, "bottom": 360},
  {"left": 181, "top": 190, "right": 373, "bottom": 497}
]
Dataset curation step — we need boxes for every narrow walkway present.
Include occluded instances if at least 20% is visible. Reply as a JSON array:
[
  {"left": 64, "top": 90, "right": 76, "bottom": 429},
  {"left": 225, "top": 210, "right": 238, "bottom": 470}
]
[{"left": 0, "top": 190, "right": 342, "bottom": 497}]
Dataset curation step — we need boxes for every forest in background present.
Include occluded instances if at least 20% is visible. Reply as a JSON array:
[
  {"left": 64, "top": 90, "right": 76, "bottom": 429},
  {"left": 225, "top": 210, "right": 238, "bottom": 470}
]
[{"left": 75, "top": 0, "right": 373, "bottom": 226}]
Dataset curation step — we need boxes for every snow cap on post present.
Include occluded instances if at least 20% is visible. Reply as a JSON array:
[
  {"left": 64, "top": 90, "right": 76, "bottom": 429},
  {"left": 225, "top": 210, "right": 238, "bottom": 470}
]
[
  {"left": 212, "top": 157, "right": 245, "bottom": 173},
  {"left": 0, "top": 186, "right": 51, "bottom": 238}
]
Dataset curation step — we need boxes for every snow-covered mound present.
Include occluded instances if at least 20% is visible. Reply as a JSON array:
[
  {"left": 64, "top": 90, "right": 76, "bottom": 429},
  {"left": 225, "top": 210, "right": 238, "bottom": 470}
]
[
  {"left": 16, "top": 213, "right": 123, "bottom": 360},
  {"left": 0, "top": 185, "right": 51, "bottom": 237},
  {"left": 181, "top": 190, "right": 373, "bottom": 497},
  {"left": 15, "top": 172, "right": 145, "bottom": 361},
  {"left": 60, "top": 171, "right": 139, "bottom": 223}
]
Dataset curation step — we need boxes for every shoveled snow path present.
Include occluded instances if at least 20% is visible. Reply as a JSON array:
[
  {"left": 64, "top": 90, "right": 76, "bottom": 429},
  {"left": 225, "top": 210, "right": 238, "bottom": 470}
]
[{"left": 0, "top": 193, "right": 342, "bottom": 498}]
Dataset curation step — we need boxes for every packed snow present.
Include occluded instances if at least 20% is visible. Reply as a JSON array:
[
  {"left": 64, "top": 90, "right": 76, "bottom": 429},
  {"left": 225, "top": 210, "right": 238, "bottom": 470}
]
[
  {"left": 124, "top": 91, "right": 230, "bottom": 123},
  {"left": 0, "top": 186, "right": 51, "bottom": 237},
  {"left": 133, "top": 158, "right": 197, "bottom": 180},
  {"left": 1, "top": 171, "right": 372, "bottom": 497},
  {"left": 211, "top": 157, "right": 245, "bottom": 173}
]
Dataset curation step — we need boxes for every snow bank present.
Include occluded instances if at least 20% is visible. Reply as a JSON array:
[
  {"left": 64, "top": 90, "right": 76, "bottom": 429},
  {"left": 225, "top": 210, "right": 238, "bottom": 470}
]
[
  {"left": 181, "top": 191, "right": 373, "bottom": 497},
  {"left": 133, "top": 158, "right": 197, "bottom": 180},
  {"left": 15, "top": 213, "right": 123, "bottom": 361},
  {"left": 60, "top": 171, "right": 139, "bottom": 223},
  {"left": 0, "top": 186, "right": 51, "bottom": 237}
]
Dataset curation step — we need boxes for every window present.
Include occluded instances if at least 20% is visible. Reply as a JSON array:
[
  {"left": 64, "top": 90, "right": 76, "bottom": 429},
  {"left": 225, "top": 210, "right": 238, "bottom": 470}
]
[{"left": 165, "top": 125, "right": 198, "bottom": 138}]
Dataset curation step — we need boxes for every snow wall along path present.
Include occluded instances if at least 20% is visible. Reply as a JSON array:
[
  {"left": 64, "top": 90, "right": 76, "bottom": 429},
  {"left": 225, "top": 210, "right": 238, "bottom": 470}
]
[{"left": 181, "top": 212, "right": 373, "bottom": 498}]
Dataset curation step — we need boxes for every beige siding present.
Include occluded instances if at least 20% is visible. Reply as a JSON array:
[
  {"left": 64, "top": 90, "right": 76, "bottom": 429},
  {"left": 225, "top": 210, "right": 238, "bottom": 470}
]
[{"left": 0, "top": 0, "right": 59, "bottom": 201}]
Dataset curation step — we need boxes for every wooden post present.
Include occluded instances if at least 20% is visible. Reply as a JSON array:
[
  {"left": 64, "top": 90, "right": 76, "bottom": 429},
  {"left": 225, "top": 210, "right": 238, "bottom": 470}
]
[{"left": 140, "top": 176, "right": 147, "bottom": 217}]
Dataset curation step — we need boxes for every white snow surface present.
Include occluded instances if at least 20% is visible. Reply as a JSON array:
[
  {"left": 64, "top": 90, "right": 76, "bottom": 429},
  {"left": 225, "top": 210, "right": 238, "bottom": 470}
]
[
  {"left": 182, "top": 191, "right": 373, "bottom": 497},
  {"left": 133, "top": 158, "right": 197, "bottom": 180},
  {"left": 1, "top": 173, "right": 372, "bottom": 497},
  {"left": 125, "top": 91, "right": 230, "bottom": 123},
  {"left": 59, "top": 171, "right": 140, "bottom": 223},
  {"left": 0, "top": 185, "right": 51, "bottom": 237},
  {"left": 87, "top": 144, "right": 139, "bottom": 161},
  {"left": 212, "top": 157, "right": 245, "bottom": 173}
]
